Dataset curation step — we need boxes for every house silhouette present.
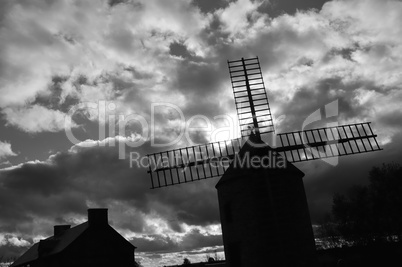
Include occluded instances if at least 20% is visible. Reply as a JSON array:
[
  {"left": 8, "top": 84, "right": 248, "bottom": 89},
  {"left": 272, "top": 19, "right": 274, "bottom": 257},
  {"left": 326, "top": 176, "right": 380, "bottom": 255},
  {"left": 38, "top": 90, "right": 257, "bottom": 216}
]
[{"left": 11, "top": 208, "right": 137, "bottom": 267}]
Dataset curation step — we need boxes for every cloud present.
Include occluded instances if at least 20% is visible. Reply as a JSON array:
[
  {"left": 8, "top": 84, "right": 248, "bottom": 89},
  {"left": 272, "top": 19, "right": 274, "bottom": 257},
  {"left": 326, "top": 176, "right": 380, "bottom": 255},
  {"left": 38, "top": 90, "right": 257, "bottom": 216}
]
[
  {"left": 1, "top": 0, "right": 399, "bottom": 145},
  {"left": 2, "top": 0, "right": 402, "bottom": 265},
  {"left": 0, "top": 137, "right": 221, "bottom": 259},
  {"left": 217, "top": 0, "right": 267, "bottom": 38},
  {"left": 3, "top": 105, "right": 72, "bottom": 133},
  {"left": 0, "top": 141, "right": 17, "bottom": 160},
  {"left": 131, "top": 228, "right": 222, "bottom": 253},
  {"left": 2, "top": 236, "right": 30, "bottom": 248},
  {"left": 0, "top": 0, "right": 209, "bottom": 133}
]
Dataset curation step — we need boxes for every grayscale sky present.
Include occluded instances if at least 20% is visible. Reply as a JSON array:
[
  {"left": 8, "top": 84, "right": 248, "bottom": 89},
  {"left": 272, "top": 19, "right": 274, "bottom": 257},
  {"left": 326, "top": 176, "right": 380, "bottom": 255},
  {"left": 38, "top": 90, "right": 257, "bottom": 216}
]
[{"left": 1, "top": 0, "right": 402, "bottom": 266}]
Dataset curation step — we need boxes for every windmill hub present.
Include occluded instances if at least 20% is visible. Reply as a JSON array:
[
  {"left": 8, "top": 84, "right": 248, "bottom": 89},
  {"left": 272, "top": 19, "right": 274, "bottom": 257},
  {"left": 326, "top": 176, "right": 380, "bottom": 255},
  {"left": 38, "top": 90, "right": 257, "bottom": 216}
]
[{"left": 230, "top": 133, "right": 286, "bottom": 171}]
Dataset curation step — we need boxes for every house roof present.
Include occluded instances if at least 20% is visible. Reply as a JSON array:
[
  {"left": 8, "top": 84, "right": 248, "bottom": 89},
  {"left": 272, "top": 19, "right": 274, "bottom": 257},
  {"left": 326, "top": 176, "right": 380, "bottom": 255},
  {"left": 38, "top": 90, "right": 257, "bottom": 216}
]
[
  {"left": 10, "top": 243, "right": 40, "bottom": 267},
  {"left": 11, "top": 222, "right": 89, "bottom": 267}
]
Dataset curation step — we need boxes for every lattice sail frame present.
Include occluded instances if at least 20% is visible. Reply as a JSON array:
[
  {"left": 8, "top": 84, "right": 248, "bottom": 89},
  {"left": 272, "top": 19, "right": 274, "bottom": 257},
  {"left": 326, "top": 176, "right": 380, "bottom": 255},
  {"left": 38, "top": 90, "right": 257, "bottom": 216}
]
[
  {"left": 276, "top": 122, "right": 381, "bottom": 162},
  {"left": 147, "top": 122, "right": 382, "bottom": 189},
  {"left": 228, "top": 57, "right": 274, "bottom": 138},
  {"left": 147, "top": 138, "right": 243, "bottom": 189}
]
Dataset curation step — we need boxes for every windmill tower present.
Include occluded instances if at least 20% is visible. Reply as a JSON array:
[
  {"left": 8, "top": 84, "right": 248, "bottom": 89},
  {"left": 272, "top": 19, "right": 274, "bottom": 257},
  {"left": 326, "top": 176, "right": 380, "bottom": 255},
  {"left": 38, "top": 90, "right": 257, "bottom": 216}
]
[{"left": 146, "top": 57, "right": 382, "bottom": 267}]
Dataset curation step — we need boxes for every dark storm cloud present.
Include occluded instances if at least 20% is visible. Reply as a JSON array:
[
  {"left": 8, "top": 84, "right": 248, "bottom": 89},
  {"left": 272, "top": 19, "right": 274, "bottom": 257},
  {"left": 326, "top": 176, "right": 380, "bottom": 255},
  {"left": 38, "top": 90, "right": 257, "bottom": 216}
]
[
  {"left": 173, "top": 59, "right": 225, "bottom": 96},
  {"left": 131, "top": 229, "right": 222, "bottom": 253},
  {"left": 32, "top": 76, "right": 81, "bottom": 114},
  {"left": 275, "top": 77, "right": 370, "bottom": 133},
  {"left": 2, "top": 1, "right": 402, "bottom": 265},
  {"left": 169, "top": 42, "right": 197, "bottom": 61},
  {"left": 108, "top": 0, "right": 129, "bottom": 7},
  {"left": 379, "top": 110, "right": 402, "bottom": 129},
  {"left": 123, "top": 66, "right": 154, "bottom": 81},
  {"left": 302, "top": 134, "right": 402, "bottom": 223},
  {"left": 2, "top": 162, "right": 69, "bottom": 196},
  {"left": 0, "top": 138, "right": 221, "bottom": 257},
  {"left": 0, "top": 242, "right": 27, "bottom": 260},
  {"left": 259, "top": 0, "right": 329, "bottom": 16},
  {"left": 192, "top": 0, "right": 231, "bottom": 14},
  {"left": 322, "top": 47, "right": 359, "bottom": 63},
  {"left": 152, "top": 179, "right": 220, "bottom": 227}
]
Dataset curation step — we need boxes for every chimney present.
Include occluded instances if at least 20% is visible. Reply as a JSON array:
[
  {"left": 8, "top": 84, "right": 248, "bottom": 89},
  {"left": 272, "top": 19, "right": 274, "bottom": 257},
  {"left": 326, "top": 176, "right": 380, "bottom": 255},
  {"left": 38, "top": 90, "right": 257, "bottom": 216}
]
[
  {"left": 54, "top": 225, "right": 71, "bottom": 236},
  {"left": 88, "top": 208, "right": 108, "bottom": 226}
]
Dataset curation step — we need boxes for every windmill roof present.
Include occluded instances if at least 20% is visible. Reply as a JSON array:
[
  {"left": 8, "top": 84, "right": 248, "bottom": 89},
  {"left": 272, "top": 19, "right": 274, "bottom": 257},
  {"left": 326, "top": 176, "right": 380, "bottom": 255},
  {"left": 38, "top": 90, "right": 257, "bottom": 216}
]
[
  {"left": 11, "top": 222, "right": 89, "bottom": 267},
  {"left": 215, "top": 133, "right": 304, "bottom": 188}
]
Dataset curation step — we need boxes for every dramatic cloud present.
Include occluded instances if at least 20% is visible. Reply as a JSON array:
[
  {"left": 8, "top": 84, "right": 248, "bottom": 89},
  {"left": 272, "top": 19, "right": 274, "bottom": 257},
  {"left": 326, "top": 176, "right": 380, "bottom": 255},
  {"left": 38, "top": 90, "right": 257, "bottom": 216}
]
[
  {"left": 0, "top": 0, "right": 211, "bottom": 135},
  {"left": 0, "top": 137, "right": 221, "bottom": 264},
  {"left": 1, "top": 0, "right": 400, "bottom": 143},
  {"left": 1, "top": 0, "right": 402, "bottom": 266}
]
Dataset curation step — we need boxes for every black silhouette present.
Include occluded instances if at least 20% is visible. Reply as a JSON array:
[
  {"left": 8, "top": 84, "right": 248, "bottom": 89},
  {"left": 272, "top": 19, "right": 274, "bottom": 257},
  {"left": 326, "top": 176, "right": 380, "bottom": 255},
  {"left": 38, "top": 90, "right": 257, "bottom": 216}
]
[
  {"left": 333, "top": 163, "right": 402, "bottom": 243},
  {"left": 216, "top": 133, "right": 316, "bottom": 266},
  {"left": 11, "top": 209, "right": 137, "bottom": 267},
  {"left": 145, "top": 56, "right": 382, "bottom": 266}
]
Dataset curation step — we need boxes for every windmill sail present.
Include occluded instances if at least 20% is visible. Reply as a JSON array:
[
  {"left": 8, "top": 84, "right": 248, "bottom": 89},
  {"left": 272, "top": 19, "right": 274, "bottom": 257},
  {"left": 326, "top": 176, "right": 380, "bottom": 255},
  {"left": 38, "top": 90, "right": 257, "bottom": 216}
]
[
  {"left": 146, "top": 138, "right": 243, "bottom": 188},
  {"left": 146, "top": 122, "right": 382, "bottom": 189},
  {"left": 276, "top": 122, "right": 382, "bottom": 162},
  {"left": 228, "top": 57, "right": 274, "bottom": 138}
]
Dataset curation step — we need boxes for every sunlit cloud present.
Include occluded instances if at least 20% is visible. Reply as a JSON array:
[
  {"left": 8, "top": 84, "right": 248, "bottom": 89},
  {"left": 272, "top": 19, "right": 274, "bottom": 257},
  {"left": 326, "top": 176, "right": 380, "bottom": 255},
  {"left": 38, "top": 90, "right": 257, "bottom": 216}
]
[{"left": 1, "top": 0, "right": 402, "bottom": 266}]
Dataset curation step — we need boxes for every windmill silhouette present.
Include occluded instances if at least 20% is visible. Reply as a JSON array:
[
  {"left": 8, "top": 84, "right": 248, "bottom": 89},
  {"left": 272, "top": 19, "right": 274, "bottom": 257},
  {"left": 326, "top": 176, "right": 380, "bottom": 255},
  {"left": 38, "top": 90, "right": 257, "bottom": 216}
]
[{"left": 146, "top": 57, "right": 382, "bottom": 266}]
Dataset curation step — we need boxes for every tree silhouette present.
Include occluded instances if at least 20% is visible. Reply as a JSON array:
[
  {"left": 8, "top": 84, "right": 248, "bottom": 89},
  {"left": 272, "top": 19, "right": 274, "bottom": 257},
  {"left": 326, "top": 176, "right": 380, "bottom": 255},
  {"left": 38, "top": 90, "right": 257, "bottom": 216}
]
[{"left": 332, "top": 163, "right": 402, "bottom": 243}]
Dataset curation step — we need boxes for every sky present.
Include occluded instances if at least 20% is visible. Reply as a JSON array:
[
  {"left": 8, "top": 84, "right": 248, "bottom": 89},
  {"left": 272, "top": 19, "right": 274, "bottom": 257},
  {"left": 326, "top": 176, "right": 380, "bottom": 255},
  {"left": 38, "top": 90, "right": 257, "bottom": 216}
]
[{"left": 1, "top": 0, "right": 402, "bottom": 266}]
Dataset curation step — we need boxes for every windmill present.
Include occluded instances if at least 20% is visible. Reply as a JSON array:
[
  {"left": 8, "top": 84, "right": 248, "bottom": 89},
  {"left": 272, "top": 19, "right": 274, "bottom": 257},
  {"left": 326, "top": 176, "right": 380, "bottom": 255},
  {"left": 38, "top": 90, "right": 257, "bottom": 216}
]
[{"left": 146, "top": 57, "right": 382, "bottom": 266}]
